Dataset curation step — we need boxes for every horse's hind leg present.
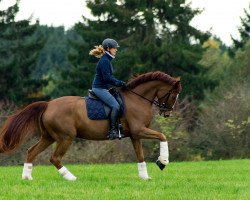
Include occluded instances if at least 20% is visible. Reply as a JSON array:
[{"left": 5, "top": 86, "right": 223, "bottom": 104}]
[
  {"left": 49, "top": 137, "right": 76, "bottom": 181},
  {"left": 22, "top": 135, "right": 54, "bottom": 180},
  {"left": 131, "top": 138, "right": 151, "bottom": 180}
]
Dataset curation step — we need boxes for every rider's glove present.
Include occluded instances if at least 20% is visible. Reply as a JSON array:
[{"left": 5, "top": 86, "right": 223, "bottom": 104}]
[{"left": 121, "top": 81, "right": 128, "bottom": 89}]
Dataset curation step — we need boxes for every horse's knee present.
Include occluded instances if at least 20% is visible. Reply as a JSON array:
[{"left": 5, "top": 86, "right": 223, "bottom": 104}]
[{"left": 161, "top": 134, "right": 167, "bottom": 141}]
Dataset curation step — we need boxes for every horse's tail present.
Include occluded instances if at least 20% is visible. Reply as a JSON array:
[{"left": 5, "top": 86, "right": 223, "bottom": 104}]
[{"left": 0, "top": 101, "right": 48, "bottom": 154}]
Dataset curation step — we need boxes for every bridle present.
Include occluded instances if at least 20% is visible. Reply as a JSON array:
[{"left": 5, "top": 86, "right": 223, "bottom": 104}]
[{"left": 126, "top": 87, "right": 178, "bottom": 113}]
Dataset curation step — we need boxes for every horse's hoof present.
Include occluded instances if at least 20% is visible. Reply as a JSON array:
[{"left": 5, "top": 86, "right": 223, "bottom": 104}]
[{"left": 156, "top": 159, "right": 166, "bottom": 170}]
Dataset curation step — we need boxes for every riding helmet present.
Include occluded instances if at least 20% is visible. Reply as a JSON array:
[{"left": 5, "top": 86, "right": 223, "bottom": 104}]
[{"left": 102, "top": 38, "right": 120, "bottom": 50}]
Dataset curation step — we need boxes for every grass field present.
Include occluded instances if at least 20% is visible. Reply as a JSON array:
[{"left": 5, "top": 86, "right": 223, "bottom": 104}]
[{"left": 0, "top": 159, "right": 249, "bottom": 200}]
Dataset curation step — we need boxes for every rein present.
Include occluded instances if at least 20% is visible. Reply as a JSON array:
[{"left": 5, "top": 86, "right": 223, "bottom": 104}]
[{"left": 125, "top": 88, "right": 174, "bottom": 111}]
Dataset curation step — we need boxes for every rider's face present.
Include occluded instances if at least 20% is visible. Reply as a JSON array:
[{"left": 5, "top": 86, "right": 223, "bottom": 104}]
[{"left": 109, "top": 48, "right": 117, "bottom": 56}]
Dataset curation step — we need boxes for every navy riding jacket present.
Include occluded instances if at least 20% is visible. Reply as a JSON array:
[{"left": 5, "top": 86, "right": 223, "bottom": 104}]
[{"left": 92, "top": 53, "right": 125, "bottom": 89}]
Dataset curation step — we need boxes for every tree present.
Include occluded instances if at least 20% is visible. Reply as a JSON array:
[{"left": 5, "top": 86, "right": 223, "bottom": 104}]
[
  {"left": 0, "top": 0, "right": 45, "bottom": 104},
  {"left": 31, "top": 25, "right": 76, "bottom": 98},
  {"left": 67, "top": 0, "right": 211, "bottom": 100},
  {"left": 49, "top": 28, "right": 93, "bottom": 97},
  {"left": 199, "top": 39, "right": 231, "bottom": 86},
  {"left": 33, "top": 26, "right": 71, "bottom": 79},
  {"left": 191, "top": 40, "right": 250, "bottom": 160},
  {"left": 231, "top": 5, "right": 250, "bottom": 50}
]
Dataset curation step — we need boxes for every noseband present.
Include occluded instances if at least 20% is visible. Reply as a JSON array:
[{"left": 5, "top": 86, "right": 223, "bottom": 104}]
[
  {"left": 157, "top": 89, "right": 176, "bottom": 112},
  {"left": 126, "top": 87, "right": 177, "bottom": 112}
]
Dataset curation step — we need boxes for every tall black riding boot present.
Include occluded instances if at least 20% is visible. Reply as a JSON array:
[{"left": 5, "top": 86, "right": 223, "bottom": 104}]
[{"left": 108, "top": 108, "right": 119, "bottom": 140}]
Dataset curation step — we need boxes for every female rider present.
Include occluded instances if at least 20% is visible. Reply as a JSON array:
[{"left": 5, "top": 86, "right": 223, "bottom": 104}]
[{"left": 89, "top": 38, "right": 126, "bottom": 140}]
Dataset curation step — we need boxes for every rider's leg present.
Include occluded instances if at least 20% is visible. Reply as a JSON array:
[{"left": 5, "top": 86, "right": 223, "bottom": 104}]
[
  {"left": 108, "top": 106, "right": 120, "bottom": 139},
  {"left": 92, "top": 88, "right": 120, "bottom": 139}
]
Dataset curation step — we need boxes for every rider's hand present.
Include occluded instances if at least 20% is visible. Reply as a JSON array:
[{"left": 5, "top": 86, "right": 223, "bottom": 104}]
[{"left": 121, "top": 82, "right": 128, "bottom": 89}]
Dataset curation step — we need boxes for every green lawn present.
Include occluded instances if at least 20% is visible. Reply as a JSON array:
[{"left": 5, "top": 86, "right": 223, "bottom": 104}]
[{"left": 0, "top": 159, "right": 249, "bottom": 200}]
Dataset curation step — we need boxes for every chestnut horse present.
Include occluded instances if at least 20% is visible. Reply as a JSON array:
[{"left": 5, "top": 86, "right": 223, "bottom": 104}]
[{"left": 0, "top": 71, "right": 181, "bottom": 181}]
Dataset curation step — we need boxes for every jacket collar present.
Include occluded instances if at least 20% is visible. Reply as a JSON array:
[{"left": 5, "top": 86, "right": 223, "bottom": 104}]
[{"left": 105, "top": 51, "right": 115, "bottom": 60}]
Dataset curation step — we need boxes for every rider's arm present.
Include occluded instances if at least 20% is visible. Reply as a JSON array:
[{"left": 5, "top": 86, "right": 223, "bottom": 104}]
[{"left": 100, "top": 60, "right": 126, "bottom": 87}]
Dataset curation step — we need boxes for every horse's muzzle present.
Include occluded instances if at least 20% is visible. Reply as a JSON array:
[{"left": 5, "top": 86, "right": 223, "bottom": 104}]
[
  {"left": 159, "top": 110, "right": 172, "bottom": 118},
  {"left": 164, "top": 111, "right": 172, "bottom": 117},
  {"left": 164, "top": 113, "right": 170, "bottom": 117}
]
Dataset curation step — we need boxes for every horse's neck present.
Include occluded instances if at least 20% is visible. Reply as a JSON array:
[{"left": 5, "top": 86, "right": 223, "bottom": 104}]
[
  {"left": 127, "top": 81, "right": 159, "bottom": 102},
  {"left": 130, "top": 81, "right": 160, "bottom": 102}
]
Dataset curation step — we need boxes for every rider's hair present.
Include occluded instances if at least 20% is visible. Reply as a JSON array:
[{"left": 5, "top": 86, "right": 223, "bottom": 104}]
[{"left": 89, "top": 45, "right": 106, "bottom": 58}]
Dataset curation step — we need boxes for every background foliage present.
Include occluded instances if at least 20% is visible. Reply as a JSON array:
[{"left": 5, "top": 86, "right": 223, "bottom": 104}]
[
  {"left": 0, "top": 0, "right": 249, "bottom": 164},
  {"left": 0, "top": 0, "right": 46, "bottom": 103}
]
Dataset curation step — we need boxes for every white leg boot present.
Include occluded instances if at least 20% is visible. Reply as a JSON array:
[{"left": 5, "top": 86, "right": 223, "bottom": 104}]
[
  {"left": 22, "top": 163, "right": 33, "bottom": 180},
  {"left": 58, "top": 166, "right": 77, "bottom": 181},
  {"left": 137, "top": 162, "right": 151, "bottom": 180},
  {"left": 158, "top": 141, "right": 169, "bottom": 165}
]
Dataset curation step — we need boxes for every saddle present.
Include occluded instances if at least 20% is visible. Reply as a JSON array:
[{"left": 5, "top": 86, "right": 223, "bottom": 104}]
[
  {"left": 85, "top": 88, "right": 125, "bottom": 120},
  {"left": 85, "top": 88, "right": 125, "bottom": 139}
]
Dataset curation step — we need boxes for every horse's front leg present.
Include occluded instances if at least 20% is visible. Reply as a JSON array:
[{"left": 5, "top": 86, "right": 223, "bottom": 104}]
[
  {"left": 135, "top": 127, "right": 169, "bottom": 170},
  {"left": 130, "top": 138, "right": 151, "bottom": 180}
]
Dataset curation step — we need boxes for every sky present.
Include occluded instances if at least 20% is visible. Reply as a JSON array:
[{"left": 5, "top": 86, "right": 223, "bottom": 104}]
[{"left": 1, "top": 0, "right": 250, "bottom": 45}]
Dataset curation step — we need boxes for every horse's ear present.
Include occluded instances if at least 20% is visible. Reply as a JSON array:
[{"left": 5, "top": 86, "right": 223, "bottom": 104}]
[
  {"left": 173, "top": 80, "right": 180, "bottom": 89},
  {"left": 132, "top": 73, "right": 140, "bottom": 78},
  {"left": 175, "top": 76, "right": 181, "bottom": 81}
]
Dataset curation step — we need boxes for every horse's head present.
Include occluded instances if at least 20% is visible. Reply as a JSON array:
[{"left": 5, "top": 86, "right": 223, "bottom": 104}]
[
  {"left": 125, "top": 71, "right": 182, "bottom": 117},
  {"left": 156, "top": 78, "right": 182, "bottom": 117}
]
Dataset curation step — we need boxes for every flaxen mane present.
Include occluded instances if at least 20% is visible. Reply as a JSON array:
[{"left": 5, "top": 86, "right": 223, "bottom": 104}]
[{"left": 127, "top": 71, "right": 182, "bottom": 92}]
